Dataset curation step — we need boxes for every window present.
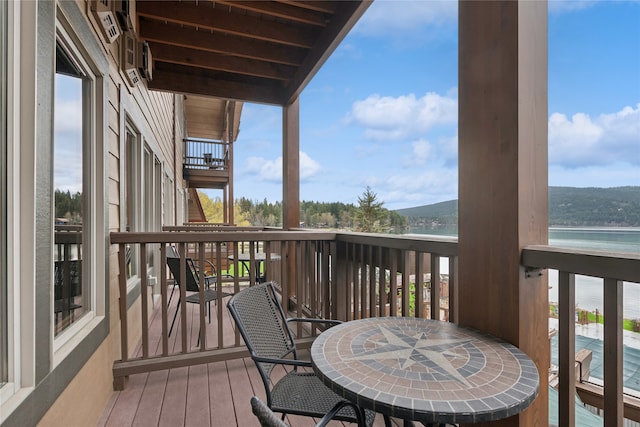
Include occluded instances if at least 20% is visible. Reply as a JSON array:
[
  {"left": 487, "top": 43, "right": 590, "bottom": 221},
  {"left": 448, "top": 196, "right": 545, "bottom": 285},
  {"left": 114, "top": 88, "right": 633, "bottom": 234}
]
[
  {"left": 53, "top": 38, "right": 89, "bottom": 336},
  {"left": 143, "top": 147, "right": 162, "bottom": 287},
  {"left": 124, "top": 126, "right": 140, "bottom": 280},
  {"left": 0, "top": 0, "right": 8, "bottom": 388},
  {"left": 164, "top": 173, "right": 174, "bottom": 226}
]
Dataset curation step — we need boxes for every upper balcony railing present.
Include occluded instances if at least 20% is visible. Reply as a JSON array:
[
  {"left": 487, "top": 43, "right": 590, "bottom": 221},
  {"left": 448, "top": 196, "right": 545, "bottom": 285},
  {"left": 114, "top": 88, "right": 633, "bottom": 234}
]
[
  {"left": 109, "top": 228, "right": 640, "bottom": 425},
  {"left": 184, "top": 138, "right": 229, "bottom": 172}
]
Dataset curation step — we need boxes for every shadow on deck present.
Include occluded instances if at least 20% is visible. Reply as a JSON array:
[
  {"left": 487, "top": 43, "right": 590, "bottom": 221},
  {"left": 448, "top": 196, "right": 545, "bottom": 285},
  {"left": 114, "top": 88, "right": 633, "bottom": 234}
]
[{"left": 97, "top": 286, "right": 395, "bottom": 427}]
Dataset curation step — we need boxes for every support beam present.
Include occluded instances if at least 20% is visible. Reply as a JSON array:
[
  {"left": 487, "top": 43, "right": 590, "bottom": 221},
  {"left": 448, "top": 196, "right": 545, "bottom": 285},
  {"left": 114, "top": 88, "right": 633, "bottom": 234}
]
[
  {"left": 282, "top": 99, "right": 300, "bottom": 230},
  {"left": 283, "top": 99, "right": 300, "bottom": 300},
  {"left": 227, "top": 101, "right": 236, "bottom": 225},
  {"left": 458, "top": 1, "right": 548, "bottom": 425}
]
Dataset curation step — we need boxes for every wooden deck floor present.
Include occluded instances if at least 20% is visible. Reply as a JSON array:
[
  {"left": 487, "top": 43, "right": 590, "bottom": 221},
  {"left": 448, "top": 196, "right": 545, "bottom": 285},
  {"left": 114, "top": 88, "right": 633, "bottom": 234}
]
[{"left": 97, "top": 288, "right": 394, "bottom": 427}]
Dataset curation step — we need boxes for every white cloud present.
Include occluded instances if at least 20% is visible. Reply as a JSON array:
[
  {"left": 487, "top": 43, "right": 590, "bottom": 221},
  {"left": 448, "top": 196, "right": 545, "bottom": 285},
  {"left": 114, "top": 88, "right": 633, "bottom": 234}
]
[
  {"left": 347, "top": 92, "right": 457, "bottom": 141},
  {"left": 355, "top": 0, "right": 457, "bottom": 37},
  {"left": 404, "top": 139, "right": 432, "bottom": 166},
  {"left": 54, "top": 98, "right": 83, "bottom": 135},
  {"left": 548, "top": 0, "right": 600, "bottom": 14},
  {"left": 54, "top": 96, "right": 83, "bottom": 193},
  {"left": 300, "top": 152, "right": 322, "bottom": 179},
  {"left": 380, "top": 168, "right": 458, "bottom": 206},
  {"left": 549, "top": 104, "right": 640, "bottom": 167},
  {"left": 437, "top": 133, "right": 458, "bottom": 165},
  {"left": 550, "top": 163, "right": 640, "bottom": 187},
  {"left": 244, "top": 151, "right": 322, "bottom": 183}
]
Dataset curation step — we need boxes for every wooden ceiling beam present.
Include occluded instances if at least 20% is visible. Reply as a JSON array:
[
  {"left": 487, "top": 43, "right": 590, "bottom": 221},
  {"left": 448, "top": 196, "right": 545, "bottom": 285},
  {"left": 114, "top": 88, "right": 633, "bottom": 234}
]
[
  {"left": 284, "top": 0, "right": 372, "bottom": 103},
  {"left": 149, "top": 41, "right": 295, "bottom": 81},
  {"left": 276, "top": 1, "right": 337, "bottom": 15},
  {"left": 137, "top": 1, "right": 319, "bottom": 48},
  {"left": 214, "top": 1, "right": 329, "bottom": 27},
  {"left": 148, "top": 63, "right": 284, "bottom": 105},
  {"left": 139, "top": 19, "right": 306, "bottom": 66}
]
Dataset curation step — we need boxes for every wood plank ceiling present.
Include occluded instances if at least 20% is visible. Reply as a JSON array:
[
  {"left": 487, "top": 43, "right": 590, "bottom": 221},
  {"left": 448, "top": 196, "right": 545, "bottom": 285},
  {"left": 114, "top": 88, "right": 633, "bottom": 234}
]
[{"left": 137, "top": 0, "right": 371, "bottom": 106}]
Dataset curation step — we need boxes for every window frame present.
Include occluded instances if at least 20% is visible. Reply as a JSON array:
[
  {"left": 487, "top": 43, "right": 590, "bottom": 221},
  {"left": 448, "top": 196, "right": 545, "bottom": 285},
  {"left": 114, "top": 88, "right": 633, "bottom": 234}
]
[
  {"left": 50, "top": 20, "right": 98, "bottom": 346},
  {"left": 1, "top": 1, "right": 109, "bottom": 420},
  {"left": 53, "top": 40, "right": 91, "bottom": 338},
  {"left": 123, "top": 122, "right": 142, "bottom": 285},
  {"left": 0, "top": 0, "right": 9, "bottom": 393}
]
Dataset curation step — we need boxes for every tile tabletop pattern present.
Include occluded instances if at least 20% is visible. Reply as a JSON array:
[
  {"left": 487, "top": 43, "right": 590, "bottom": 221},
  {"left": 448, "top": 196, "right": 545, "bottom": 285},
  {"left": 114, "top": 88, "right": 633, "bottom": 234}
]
[{"left": 311, "top": 317, "right": 539, "bottom": 424}]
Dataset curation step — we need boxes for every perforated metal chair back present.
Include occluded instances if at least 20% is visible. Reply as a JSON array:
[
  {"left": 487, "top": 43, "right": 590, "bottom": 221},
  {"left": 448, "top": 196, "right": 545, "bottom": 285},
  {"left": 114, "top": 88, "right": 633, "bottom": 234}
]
[
  {"left": 166, "top": 253, "right": 201, "bottom": 293},
  {"left": 227, "top": 282, "right": 296, "bottom": 380},
  {"left": 229, "top": 283, "right": 376, "bottom": 426}
]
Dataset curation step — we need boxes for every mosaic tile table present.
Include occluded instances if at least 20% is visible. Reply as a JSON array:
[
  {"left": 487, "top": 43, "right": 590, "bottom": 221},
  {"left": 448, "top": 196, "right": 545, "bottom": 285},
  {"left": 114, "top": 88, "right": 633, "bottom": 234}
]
[{"left": 310, "top": 317, "right": 540, "bottom": 425}]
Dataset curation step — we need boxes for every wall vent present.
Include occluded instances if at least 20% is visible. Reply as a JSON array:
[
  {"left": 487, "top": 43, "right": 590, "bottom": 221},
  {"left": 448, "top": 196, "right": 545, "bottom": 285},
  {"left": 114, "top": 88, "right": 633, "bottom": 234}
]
[
  {"left": 138, "top": 41, "right": 153, "bottom": 81},
  {"left": 121, "top": 31, "right": 142, "bottom": 86},
  {"left": 114, "top": 0, "right": 134, "bottom": 31},
  {"left": 90, "top": 0, "right": 121, "bottom": 43}
]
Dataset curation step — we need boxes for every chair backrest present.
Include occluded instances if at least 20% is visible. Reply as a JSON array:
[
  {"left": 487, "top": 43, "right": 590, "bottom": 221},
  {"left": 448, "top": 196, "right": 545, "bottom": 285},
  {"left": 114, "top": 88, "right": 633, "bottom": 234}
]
[
  {"left": 227, "top": 282, "right": 296, "bottom": 380},
  {"left": 166, "top": 252, "right": 200, "bottom": 293},
  {"left": 54, "top": 259, "right": 82, "bottom": 300}
]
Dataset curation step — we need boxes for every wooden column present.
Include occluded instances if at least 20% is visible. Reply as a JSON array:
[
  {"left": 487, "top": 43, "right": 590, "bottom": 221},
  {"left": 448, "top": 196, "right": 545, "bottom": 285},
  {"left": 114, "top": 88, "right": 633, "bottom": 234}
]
[
  {"left": 227, "top": 101, "right": 235, "bottom": 225},
  {"left": 458, "top": 1, "right": 548, "bottom": 426},
  {"left": 282, "top": 98, "right": 300, "bottom": 230},
  {"left": 283, "top": 98, "right": 300, "bottom": 299}
]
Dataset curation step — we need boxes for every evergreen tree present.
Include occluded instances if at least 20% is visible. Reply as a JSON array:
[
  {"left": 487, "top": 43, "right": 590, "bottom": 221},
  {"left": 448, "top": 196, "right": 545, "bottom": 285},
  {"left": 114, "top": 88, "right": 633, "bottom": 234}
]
[{"left": 354, "top": 186, "right": 387, "bottom": 233}]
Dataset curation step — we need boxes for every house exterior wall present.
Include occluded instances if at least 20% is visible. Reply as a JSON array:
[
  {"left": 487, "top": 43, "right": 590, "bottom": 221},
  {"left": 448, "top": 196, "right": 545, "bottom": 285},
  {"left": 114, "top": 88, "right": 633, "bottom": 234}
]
[{"left": 0, "top": 1, "right": 185, "bottom": 425}]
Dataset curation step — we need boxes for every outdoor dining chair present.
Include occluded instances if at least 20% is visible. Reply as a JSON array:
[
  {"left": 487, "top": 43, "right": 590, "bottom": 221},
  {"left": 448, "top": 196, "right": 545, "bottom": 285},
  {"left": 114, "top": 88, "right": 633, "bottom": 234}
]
[
  {"left": 166, "top": 248, "right": 232, "bottom": 339},
  {"left": 226, "top": 282, "right": 377, "bottom": 427},
  {"left": 250, "top": 396, "right": 366, "bottom": 427}
]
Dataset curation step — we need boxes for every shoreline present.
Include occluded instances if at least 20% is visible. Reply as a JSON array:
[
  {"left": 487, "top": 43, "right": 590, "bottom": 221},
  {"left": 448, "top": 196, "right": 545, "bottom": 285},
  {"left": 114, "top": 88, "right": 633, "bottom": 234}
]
[{"left": 549, "top": 317, "right": 640, "bottom": 350}]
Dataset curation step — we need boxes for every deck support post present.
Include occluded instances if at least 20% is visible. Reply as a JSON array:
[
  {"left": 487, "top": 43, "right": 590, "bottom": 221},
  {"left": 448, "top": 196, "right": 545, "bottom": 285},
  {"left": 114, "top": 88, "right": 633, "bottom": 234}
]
[
  {"left": 458, "top": 1, "right": 549, "bottom": 425},
  {"left": 283, "top": 98, "right": 300, "bottom": 300}
]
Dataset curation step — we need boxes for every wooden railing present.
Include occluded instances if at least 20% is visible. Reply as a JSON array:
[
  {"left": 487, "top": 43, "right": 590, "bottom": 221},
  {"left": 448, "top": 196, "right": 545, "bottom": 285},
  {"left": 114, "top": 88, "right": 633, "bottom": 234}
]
[
  {"left": 183, "top": 138, "right": 229, "bottom": 171},
  {"left": 54, "top": 225, "right": 83, "bottom": 334},
  {"left": 109, "top": 230, "right": 457, "bottom": 389},
  {"left": 109, "top": 229, "right": 640, "bottom": 426},
  {"left": 523, "top": 245, "right": 640, "bottom": 426}
]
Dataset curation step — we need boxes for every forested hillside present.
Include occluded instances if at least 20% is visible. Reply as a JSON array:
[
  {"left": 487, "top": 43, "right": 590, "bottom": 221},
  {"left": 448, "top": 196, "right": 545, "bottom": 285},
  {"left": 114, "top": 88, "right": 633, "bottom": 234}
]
[{"left": 395, "top": 186, "right": 640, "bottom": 227}]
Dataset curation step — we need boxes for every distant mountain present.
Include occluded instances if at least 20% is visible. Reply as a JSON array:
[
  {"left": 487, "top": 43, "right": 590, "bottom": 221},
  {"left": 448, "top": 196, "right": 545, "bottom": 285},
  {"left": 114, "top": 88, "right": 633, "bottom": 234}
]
[
  {"left": 395, "top": 186, "right": 640, "bottom": 227},
  {"left": 395, "top": 199, "right": 458, "bottom": 220}
]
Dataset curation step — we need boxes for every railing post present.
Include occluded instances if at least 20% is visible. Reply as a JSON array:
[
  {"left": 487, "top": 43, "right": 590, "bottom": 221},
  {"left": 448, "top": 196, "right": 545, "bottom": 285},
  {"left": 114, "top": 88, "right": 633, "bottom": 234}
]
[
  {"left": 140, "top": 244, "right": 149, "bottom": 358},
  {"left": 401, "top": 250, "right": 410, "bottom": 317},
  {"left": 114, "top": 242, "right": 129, "bottom": 390},
  {"left": 179, "top": 242, "right": 188, "bottom": 353},
  {"left": 415, "top": 251, "right": 425, "bottom": 318},
  {"left": 389, "top": 249, "right": 398, "bottom": 317},
  {"left": 160, "top": 244, "right": 169, "bottom": 356},
  {"left": 558, "top": 271, "right": 576, "bottom": 427},
  {"left": 430, "top": 254, "right": 440, "bottom": 320},
  {"left": 377, "top": 246, "right": 386, "bottom": 317},
  {"left": 603, "top": 277, "right": 624, "bottom": 427},
  {"left": 333, "top": 240, "right": 348, "bottom": 321}
]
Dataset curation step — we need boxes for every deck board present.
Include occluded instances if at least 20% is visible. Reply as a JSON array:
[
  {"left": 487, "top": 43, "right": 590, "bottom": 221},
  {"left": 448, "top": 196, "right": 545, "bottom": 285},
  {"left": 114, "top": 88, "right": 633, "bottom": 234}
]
[
  {"left": 185, "top": 364, "right": 211, "bottom": 427},
  {"left": 99, "top": 288, "right": 396, "bottom": 427},
  {"left": 133, "top": 370, "right": 168, "bottom": 427},
  {"left": 208, "top": 361, "right": 239, "bottom": 426}
]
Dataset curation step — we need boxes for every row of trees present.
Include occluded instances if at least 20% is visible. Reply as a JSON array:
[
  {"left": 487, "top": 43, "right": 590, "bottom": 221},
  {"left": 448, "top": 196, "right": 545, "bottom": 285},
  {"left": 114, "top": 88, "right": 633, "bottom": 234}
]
[
  {"left": 54, "top": 189, "right": 83, "bottom": 224},
  {"left": 198, "top": 186, "right": 407, "bottom": 233}
]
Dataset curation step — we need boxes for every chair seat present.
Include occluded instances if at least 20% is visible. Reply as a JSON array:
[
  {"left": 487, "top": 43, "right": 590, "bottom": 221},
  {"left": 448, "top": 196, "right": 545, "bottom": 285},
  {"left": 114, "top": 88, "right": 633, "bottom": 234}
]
[
  {"left": 184, "top": 288, "right": 233, "bottom": 304},
  {"left": 271, "top": 371, "right": 375, "bottom": 426}
]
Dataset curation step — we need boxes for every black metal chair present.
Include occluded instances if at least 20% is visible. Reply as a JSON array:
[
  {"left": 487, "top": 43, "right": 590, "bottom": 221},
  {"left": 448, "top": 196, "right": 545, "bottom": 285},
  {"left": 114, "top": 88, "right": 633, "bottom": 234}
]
[
  {"left": 250, "top": 395, "right": 366, "bottom": 427},
  {"left": 227, "top": 282, "right": 376, "bottom": 427},
  {"left": 166, "top": 249, "right": 232, "bottom": 338},
  {"left": 54, "top": 259, "right": 83, "bottom": 326}
]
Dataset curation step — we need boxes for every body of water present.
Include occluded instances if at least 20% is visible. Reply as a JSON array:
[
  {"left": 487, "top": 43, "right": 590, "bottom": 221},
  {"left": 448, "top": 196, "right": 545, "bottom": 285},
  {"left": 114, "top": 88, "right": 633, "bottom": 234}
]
[{"left": 405, "top": 226, "right": 640, "bottom": 320}]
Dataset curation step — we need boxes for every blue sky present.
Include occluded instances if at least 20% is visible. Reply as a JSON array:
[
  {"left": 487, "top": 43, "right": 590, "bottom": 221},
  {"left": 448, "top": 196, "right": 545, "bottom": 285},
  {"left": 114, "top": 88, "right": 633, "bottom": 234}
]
[{"left": 227, "top": 0, "right": 640, "bottom": 211}]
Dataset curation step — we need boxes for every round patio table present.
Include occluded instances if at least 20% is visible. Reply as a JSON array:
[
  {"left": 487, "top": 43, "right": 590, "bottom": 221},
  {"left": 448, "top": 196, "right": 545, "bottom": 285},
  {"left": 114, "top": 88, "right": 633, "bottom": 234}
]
[{"left": 310, "top": 317, "right": 539, "bottom": 425}]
